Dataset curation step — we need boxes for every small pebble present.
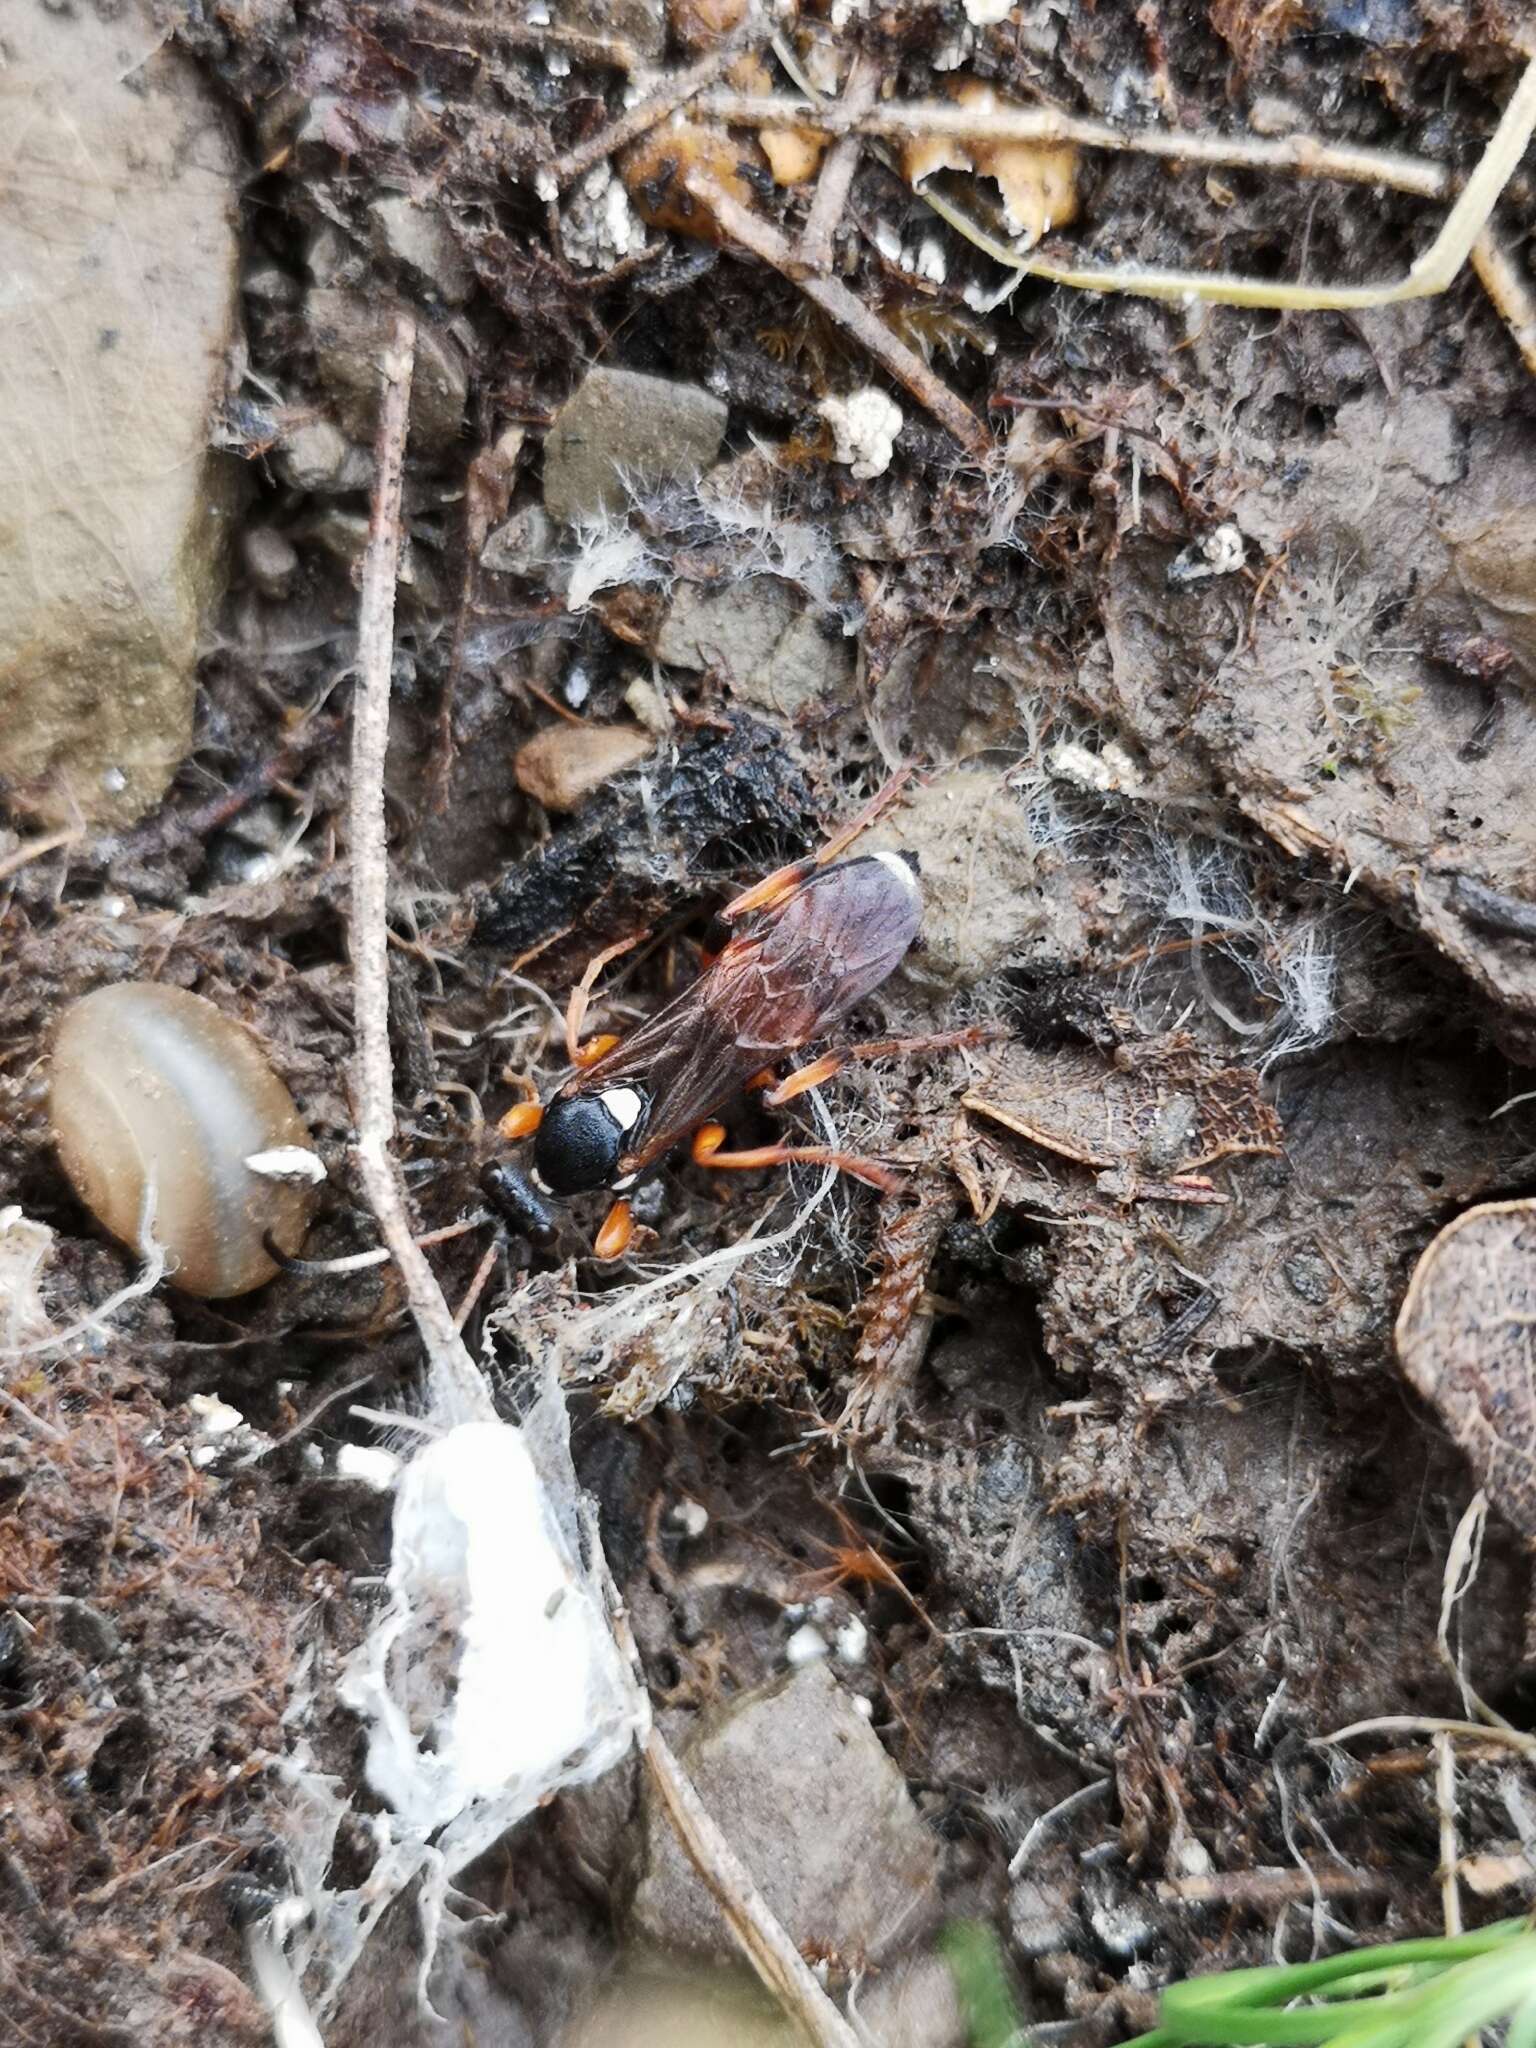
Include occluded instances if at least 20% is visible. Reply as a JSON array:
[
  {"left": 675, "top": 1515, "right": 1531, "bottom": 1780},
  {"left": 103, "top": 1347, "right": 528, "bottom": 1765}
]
[{"left": 240, "top": 526, "right": 299, "bottom": 600}]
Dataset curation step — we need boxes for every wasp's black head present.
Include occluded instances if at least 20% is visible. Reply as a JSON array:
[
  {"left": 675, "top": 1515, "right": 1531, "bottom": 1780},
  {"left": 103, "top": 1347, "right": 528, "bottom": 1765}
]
[{"left": 533, "top": 1091, "right": 637, "bottom": 1197}]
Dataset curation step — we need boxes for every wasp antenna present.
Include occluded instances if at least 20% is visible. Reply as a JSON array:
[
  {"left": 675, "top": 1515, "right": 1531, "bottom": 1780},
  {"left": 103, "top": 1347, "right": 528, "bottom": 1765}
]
[
  {"left": 722, "top": 768, "right": 917, "bottom": 922},
  {"left": 566, "top": 933, "right": 644, "bottom": 1064}
]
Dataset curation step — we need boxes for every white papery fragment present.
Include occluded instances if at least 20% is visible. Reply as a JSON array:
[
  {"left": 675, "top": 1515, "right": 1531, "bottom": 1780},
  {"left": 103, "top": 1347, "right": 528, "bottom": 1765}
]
[{"left": 340, "top": 1420, "right": 643, "bottom": 1857}]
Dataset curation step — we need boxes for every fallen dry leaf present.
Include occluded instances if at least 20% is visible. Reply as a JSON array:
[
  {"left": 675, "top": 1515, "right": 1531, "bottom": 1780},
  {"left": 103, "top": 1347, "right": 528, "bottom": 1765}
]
[{"left": 962, "top": 1033, "right": 1281, "bottom": 1177}]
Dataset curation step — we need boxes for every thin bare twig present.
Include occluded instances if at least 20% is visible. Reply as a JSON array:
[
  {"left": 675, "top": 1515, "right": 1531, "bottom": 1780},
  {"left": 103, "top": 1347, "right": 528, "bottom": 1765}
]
[
  {"left": 349, "top": 313, "right": 493, "bottom": 1428},
  {"left": 692, "top": 91, "right": 1454, "bottom": 197},
  {"left": 544, "top": 35, "right": 766, "bottom": 193},
  {"left": 1008, "top": 1778, "right": 1112, "bottom": 1878},
  {"left": 364, "top": 0, "right": 641, "bottom": 72},
  {"left": 685, "top": 172, "right": 989, "bottom": 457},
  {"left": 640, "top": 1727, "right": 861, "bottom": 2048},
  {"left": 696, "top": 60, "right": 1536, "bottom": 363},
  {"left": 799, "top": 55, "right": 879, "bottom": 275},
  {"left": 1002, "top": 52, "right": 1536, "bottom": 315},
  {"left": 1436, "top": 1732, "right": 1464, "bottom": 1938},
  {"left": 1159, "top": 1865, "right": 1390, "bottom": 1908}
]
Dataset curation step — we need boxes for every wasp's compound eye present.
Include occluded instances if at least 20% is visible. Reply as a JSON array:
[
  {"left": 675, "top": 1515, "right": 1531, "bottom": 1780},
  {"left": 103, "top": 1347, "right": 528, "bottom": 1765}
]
[{"left": 533, "top": 1094, "right": 627, "bottom": 1196}]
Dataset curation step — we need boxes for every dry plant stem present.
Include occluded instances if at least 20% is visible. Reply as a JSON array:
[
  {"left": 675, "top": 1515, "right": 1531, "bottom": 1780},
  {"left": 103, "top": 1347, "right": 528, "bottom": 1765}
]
[
  {"left": 686, "top": 173, "right": 989, "bottom": 456},
  {"left": 1436, "top": 1490, "right": 1521, "bottom": 1735},
  {"left": 546, "top": 36, "right": 764, "bottom": 190},
  {"left": 1159, "top": 1866, "right": 1389, "bottom": 1907},
  {"left": 799, "top": 54, "right": 878, "bottom": 274},
  {"left": 694, "top": 91, "right": 1451, "bottom": 196},
  {"left": 367, "top": 0, "right": 641, "bottom": 72},
  {"left": 700, "top": 56, "right": 1536, "bottom": 350},
  {"left": 0, "top": 827, "right": 83, "bottom": 883},
  {"left": 349, "top": 312, "right": 493, "bottom": 1427},
  {"left": 640, "top": 1727, "right": 861, "bottom": 2048},
  {"left": 1321, "top": 1715, "right": 1536, "bottom": 1761},
  {"left": 1470, "top": 224, "right": 1536, "bottom": 375},
  {"left": 1011, "top": 52, "right": 1536, "bottom": 314},
  {"left": 1436, "top": 1732, "right": 1464, "bottom": 1938}
]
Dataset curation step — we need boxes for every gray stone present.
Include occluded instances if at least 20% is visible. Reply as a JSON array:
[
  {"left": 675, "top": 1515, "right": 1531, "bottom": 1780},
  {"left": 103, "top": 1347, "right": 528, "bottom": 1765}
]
[
  {"left": 482, "top": 504, "right": 562, "bottom": 583},
  {"left": 550, "top": 0, "right": 665, "bottom": 58},
  {"left": 656, "top": 578, "right": 853, "bottom": 718},
  {"left": 241, "top": 528, "right": 299, "bottom": 600},
  {"left": 630, "top": 1663, "right": 940, "bottom": 1966},
  {"left": 242, "top": 264, "right": 302, "bottom": 310},
  {"left": 859, "top": 1951, "right": 969, "bottom": 2048},
  {"left": 0, "top": 0, "right": 240, "bottom": 826},
  {"left": 1009, "top": 1870, "right": 1078, "bottom": 1958},
  {"left": 307, "top": 289, "right": 467, "bottom": 455},
  {"left": 275, "top": 418, "right": 362, "bottom": 494},
  {"left": 543, "top": 368, "right": 727, "bottom": 526},
  {"left": 369, "top": 194, "right": 473, "bottom": 305},
  {"left": 303, "top": 509, "right": 371, "bottom": 567}
]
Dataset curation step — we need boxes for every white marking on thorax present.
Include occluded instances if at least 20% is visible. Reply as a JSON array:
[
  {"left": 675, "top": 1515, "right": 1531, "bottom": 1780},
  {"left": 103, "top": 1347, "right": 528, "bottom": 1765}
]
[
  {"left": 873, "top": 850, "right": 921, "bottom": 898},
  {"left": 599, "top": 1086, "right": 645, "bottom": 1132}
]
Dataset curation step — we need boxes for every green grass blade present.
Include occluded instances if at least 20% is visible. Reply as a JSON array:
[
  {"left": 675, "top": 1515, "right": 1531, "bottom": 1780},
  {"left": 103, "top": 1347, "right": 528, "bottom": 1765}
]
[
  {"left": 939, "top": 1920, "right": 1023, "bottom": 2048},
  {"left": 1123, "top": 1921, "right": 1536, "bottom": 2048},
  {"left": 1507, "top": 1984, "right": 1536, "bottom": 2048}
]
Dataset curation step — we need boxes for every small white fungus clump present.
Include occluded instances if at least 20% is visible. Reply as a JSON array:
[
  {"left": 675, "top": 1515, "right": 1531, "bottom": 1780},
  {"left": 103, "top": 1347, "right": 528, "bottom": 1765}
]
[
  {"left": 245, "top": 1146, "right": 327, "bottom": 1186},
  {"left": 786, "top": 1622, "right": 830, "bottom": 1667},
  {"left": 818, "top": 387, "right": 903, "bottom": 480},
  {"left": 561, "top": 161, "right": 646, "bottom": 272},
  {"left": 965, "top": 0, "right": 1014, "bottom": 21},
  {"left": 336, "top": 1444, "right": 402, "bottom": 1492}
]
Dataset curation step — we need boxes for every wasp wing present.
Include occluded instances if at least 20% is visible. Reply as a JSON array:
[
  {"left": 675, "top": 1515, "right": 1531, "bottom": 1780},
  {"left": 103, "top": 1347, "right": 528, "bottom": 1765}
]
[{"left": 569, "top": 855, "right": 921, "bottom": 1177}]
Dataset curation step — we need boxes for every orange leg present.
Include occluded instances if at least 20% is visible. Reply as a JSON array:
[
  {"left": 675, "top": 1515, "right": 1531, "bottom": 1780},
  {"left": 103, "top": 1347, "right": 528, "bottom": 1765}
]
[
  {"left": 565, "top": 933, "right": 642, "bottom": 1066},
  {"left": 723, "top": 769, "right": 913, "bottom": 921},
  {"left": 497, "top": 1100, "right": 544, "bottom": 1140},
  {"left": 759, "top": 1027, "right": 990, "bottom": 1109},
  {"left": 573, "top": 1033, "right": 621, "bottom": 1069},
  {"left": 692, "top": 1120, "right": 900, "bottom": 1194},
  {"left": 761, "top": 1051, "right": 845, "bottom": 1106},
  {"left": 594, "top": 1199, "right": 634, "bottom": 1260}
]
